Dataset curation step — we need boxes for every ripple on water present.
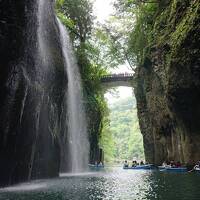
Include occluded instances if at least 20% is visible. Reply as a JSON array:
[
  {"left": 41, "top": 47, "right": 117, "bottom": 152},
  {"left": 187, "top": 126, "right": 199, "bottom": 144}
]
[{"left": 0, "top": 168, "right": 200, "bottom": 200}]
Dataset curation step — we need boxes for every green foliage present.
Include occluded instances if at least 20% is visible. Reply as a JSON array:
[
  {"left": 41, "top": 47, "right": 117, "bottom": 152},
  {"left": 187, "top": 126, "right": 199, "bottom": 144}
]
[
  {"left": 55, "top": 0, "right": 146, "bottom": 164},
  {"left": 55, "top": 0, "right": 109, "bottom": 153},
  {"left": 99, "top": 118, "right": 115, "bottom": 163},
  {"left": 93, "top": 0, "right": 159, "bottom": 70},
  {"left": 100, "top": 96, "right": 144, "bottom": 163},
  {"left": 114, "top": 0, "right": 198, "bottom": 67},
  {"left": 96, "top": 16, "right": 136, "bottom": 70},
  {"left": 56, "top": 0, "right": 93, "bottom": 43},
  {"left": 55, "top": 0, "right": 106, "bottom": 93},
  {"left": 56, "top": 12, "right": 75, "bottom": 30},
  {"left": 114, "top": 0, "right": 158, "bottom": 65},
  {"left": 89, "top": 28, "right": 126, "bottom": 70},
  {"left": 150, "top": 0, "right": 200, "bottom": 69},
  {"left": 128, "top": 3, "right": 158, "bottom": 64}
]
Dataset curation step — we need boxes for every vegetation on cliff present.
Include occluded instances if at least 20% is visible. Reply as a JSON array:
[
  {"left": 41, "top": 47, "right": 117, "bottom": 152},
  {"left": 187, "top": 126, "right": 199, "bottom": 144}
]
[
  {"left": 100, "top": 96, "right": 144, "bottom": 163},
  {"left": 55, "top": 0, "right": 148, "bottom": 163},
  {"left": 112, "top": 0, "right": 200, "bottom": 164},
  {"left": 56, "top": 0, "right": 110, "bottom": 162},
  {"left": 112, "top": 0, "right": 200, "bottom": 68}
]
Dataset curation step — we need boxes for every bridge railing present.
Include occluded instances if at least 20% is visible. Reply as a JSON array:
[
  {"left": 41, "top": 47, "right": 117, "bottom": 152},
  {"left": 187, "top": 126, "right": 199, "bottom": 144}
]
[{"left": 101, "top": 73, "right": 135, "bottom": 82}]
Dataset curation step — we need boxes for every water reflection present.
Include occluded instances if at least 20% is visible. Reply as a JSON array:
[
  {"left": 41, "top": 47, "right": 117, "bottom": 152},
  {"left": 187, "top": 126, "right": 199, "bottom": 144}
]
[
  {"left": 0, "top": 168, "right": 199, "bottom": 200},
  {"left": 97, "top": 169, "right": 154, "bottom": 200},
  {"left": 0, "top": 182, "right": 47, "bottom": 192}
]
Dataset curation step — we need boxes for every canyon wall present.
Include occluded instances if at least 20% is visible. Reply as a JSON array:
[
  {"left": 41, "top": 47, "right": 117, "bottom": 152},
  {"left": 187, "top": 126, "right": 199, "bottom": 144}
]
[
  {"left": 135, "top": 0, "right": 200, "bottom": 165},
  {"left": 0, "top": 0, "right": 68, "bottom": 186}
]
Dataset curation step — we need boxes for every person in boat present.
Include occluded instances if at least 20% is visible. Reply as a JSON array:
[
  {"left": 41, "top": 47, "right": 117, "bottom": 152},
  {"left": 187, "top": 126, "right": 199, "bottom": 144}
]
[
  {"left": 132, "top": 160, "right": 137, "bottom": 167},
  {"left": 194, "top": 161, "right": 200, "bottom": 170},
  {"left": 98, "top": 161, "right": 103, "bottom": 166},
  {"left": 176, "top": 161, "right": 181, "bottom": 168},
  {"left": 188, "top": 161, "right": 200, "bottom": 172},
  {"left": 140, "top": 160, "right": 144, "bottom": 165},
  {"left": 162, "top": 161, "right": 167, "bottom": 167},
  {"left": 162, "top": 161, "right": 171, "bottom": 168},
  {"left": 170, "top": 160, "right": 176, "bottom": 168},
  {"left": 124, "top": 160, "right": 129, "bottom": 168}
]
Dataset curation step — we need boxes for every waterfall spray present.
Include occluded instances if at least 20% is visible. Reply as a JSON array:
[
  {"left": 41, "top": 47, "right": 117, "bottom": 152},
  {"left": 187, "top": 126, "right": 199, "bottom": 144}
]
[
  {"left": 37, "top": 0, "right": 89, "bottom": 173},
  {"left": 57, "top": 18, "right": 89, "bottom": 172}
]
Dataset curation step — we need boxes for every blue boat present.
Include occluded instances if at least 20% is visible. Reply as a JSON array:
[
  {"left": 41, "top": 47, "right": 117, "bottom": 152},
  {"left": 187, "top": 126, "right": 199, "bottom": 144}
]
[
  {"left": 88, "top": 164, "right": 104, "bottom": 168},
  {"left": 159, "top": 166, "right": 187, "bottom": 172},
  {"left": 158, "top": 166, "right": 165, "bottom": 170},
  {"left": 123, "top": 164, "right": 154, "bottom": 170}
]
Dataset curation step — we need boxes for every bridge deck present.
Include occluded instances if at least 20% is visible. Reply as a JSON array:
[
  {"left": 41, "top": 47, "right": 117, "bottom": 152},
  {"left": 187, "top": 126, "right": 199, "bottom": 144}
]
[{"left": 101, "top": 73, "right": 135, "bottom": 82}]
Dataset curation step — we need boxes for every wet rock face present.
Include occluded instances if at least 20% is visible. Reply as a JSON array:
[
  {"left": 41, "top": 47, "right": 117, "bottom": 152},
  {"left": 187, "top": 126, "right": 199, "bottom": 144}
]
[
  {"left": 135, "top": 1, "right": 200, "bottom": 165},
  {"left": 0, "top": 0, "right": 67, "bottom": 186},
  {"left": 87, "top": 104, "right": 103, "bottom": 164}
]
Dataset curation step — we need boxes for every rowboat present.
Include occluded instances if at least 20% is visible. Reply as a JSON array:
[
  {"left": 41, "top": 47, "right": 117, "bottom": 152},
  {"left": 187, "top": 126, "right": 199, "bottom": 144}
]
[
  {"left": 123, "top": 164, "right": 154, "bottom": 170},
  {"left": 88, "top": 164, "right": 104, "bottom": 168},
  {"left": 158, "top": 166, "right": 187, "bottom": 172}
]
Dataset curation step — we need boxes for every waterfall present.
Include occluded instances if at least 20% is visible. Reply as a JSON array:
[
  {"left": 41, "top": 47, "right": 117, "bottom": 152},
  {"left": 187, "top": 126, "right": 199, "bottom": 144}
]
[
  {"left": 57, "top": 19, "right": 89, "bottom": 172},
  {"left": 37, "top": 0, "right": 89, "bottom": 173},
  {"left": 37, "top": 0, "right": 51, "bottom": 71}
]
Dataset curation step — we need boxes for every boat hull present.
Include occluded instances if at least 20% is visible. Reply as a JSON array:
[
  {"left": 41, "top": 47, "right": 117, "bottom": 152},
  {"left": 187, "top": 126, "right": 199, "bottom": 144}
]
[
  {"left": 88, "top": 164, "right": 104, "bottom": 168},
  {"left": 123, "top": 164, "right": 154, "bottom": 170},
  {"left": 159, "top": 166, "right": 187, "bottom": 172}
]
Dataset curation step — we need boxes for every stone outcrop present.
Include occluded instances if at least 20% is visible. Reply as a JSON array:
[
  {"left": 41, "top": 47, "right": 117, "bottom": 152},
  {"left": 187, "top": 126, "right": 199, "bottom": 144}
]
[
  {"left": 135, "top": 0, "right": 200, "bottom": 165},
  {"left": 0, "top": 0, "right": 68, "bottom": 186},
  {"left": 87, "top": 99, "right": 104, "bottom": 164}
]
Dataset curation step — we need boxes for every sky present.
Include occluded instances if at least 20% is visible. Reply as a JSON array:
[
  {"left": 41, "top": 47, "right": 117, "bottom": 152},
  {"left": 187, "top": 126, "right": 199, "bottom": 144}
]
[
  {"left": 93, "top": 0, "right": 134, "bottom": 103},
  {"left": 93, "top": 0, "right": 115, "bottom": 23}
]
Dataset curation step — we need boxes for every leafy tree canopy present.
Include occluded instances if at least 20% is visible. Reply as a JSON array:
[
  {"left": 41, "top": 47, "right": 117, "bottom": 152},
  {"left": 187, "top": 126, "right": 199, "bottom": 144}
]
[
  {"left": 56, "top": 0, "right": 94, "bottom": 43},
  {"left": 100, "top": 96, "right": 144, "bottom": 163}
]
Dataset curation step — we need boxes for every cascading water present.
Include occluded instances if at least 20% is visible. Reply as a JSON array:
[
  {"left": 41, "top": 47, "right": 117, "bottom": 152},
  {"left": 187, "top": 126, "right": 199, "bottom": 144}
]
[
  {"left": 37, "top": 0, "right": 51, "bottom": 71},
  {"left": 37, "top": 0, "right": 89, "bottom": 173},
  {"left": 38, "top": 0, "right": 89, "bottom": 173},
  {"left": 57, "top": 19, "right": 89, "bottom": 173}
]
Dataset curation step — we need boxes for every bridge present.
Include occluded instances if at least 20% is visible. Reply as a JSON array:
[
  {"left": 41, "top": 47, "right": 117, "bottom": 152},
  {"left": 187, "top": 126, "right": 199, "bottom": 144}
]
[{"left": 100, "top": 73, "right": 135, "bottom": 88}]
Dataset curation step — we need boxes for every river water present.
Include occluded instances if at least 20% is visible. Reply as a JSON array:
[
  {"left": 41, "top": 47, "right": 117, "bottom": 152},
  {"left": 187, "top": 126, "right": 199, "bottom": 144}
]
[{"left": 0, "top": 167, "right": 199, "bottom": 200}]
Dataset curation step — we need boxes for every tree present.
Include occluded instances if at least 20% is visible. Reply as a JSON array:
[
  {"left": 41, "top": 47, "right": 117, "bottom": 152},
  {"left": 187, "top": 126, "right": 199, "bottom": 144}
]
[
  {"left": 101, "top": 96, "right": 144, "bottom": 163},
  {"left": 56, "top": 0, "right": 93, "bottom": 44},
  {"left": 56, "top": 1, "right": 110, "bottom": 164},
  {"left": 111, "top": 0, "right": 158, "bottom": 65}
]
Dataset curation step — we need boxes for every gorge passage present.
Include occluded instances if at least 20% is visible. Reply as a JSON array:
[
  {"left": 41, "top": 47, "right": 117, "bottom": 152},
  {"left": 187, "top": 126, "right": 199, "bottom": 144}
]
[{"left": 0, "top": 0, "right": 200, "bottom": 187}]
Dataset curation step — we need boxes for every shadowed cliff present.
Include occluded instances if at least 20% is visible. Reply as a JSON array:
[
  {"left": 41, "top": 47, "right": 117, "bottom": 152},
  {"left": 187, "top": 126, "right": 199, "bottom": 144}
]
[
  {"left": 0, "top": 0, "right": 68, "bottom": 186},
  {"left": 135, "top": 0, "right": 200, "bottom": 165}
]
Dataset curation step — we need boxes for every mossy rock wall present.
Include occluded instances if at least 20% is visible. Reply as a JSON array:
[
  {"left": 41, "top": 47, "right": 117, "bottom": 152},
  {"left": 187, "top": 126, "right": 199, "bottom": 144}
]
[
  {"left": 135, "top": 0, "right": 200, "bottom": 164},
  {"left": 0, "top": 0, "right": 68, "bottom": 186}
]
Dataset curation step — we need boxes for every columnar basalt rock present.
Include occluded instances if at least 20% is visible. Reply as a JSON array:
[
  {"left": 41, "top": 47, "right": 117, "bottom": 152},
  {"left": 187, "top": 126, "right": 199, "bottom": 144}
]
[
  {"left": 0, "top": 0, "right": 67, "bottom": 186},
  {"left": 135, "top": 1, "right": 200, "bottom": 165}
]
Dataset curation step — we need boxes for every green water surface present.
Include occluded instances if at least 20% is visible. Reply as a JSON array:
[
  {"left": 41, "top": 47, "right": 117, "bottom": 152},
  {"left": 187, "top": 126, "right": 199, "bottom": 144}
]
[{"left": 0, "top": 168, "right": 199, "bottom": 200}]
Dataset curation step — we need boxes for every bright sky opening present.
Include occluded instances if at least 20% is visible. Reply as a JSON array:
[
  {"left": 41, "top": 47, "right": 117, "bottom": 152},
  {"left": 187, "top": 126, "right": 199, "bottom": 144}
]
[{"left": 93, "top": 0, "right": 115, "bottom": 23}]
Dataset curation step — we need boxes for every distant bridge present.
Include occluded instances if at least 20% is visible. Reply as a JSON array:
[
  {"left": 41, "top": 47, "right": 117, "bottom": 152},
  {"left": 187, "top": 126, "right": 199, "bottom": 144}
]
[{"left": 100, "top": 73, "right": 135, "bottom": 88}]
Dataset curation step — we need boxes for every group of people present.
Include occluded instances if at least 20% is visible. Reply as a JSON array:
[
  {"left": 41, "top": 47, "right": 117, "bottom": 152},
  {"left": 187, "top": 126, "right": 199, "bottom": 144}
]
[
  {"left": 194, "top": 161, "right": 200, "bottom": 169},
  {"left": 123, "top": 160, "right": 145, "bottom": 168},
  {"left": 162, "top": 160, "right": 200, "bottom": 171},
  {"left": 94, "top": 161, "right": 104, "bottom": 167},
  {"left": 162, "top": 160, "right": 182, "bottom": 168}
]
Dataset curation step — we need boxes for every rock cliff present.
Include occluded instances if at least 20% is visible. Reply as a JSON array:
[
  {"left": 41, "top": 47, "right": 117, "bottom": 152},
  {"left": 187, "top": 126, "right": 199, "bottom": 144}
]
[
  {"left": 135, "top": 0, "right": 200, "bottom": 165},
  {"left": 0, "top": 0, "right": 67, "bottom": 186}
]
